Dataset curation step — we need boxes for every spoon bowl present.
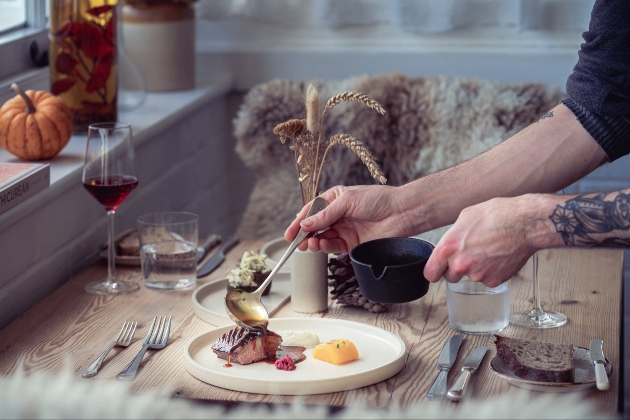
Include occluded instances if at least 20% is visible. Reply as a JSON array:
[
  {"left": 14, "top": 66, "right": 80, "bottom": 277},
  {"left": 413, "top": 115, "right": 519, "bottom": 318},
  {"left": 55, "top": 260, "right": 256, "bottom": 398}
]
[{"left": 224, "top": 197, "right": 328, "bottom": 330}]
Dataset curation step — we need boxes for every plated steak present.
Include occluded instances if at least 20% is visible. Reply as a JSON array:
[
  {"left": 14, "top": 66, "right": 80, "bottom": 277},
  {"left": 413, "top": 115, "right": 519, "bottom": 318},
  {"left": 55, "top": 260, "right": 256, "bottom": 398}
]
[{"left": 211, "top": 327, "right": 282, "bottom": 365}]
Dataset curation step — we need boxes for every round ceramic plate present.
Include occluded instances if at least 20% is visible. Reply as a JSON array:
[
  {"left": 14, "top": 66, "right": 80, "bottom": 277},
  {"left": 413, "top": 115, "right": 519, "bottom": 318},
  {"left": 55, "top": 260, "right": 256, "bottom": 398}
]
[
  {"left": 184, "top": 318, "right": 406, "bottom": 395},
  {"left": 489, "top": 346, "right": 613, "bottom": 393},
  {"left": 260, "top": 237, "right": 291, "bottom": 273},
  {"left": 192, "top": 274, "right": 291, "bottom": 327}
]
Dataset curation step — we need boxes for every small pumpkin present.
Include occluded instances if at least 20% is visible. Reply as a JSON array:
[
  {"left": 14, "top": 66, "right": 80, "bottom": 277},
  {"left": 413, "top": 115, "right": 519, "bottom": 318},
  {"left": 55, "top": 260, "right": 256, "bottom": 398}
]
[{"left": 0, "top": 83, "right": 73, "bottom": 161}]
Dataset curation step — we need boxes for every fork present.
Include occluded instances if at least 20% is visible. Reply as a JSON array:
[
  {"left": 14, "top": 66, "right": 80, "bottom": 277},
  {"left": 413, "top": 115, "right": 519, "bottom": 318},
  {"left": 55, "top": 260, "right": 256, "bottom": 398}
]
[
  {"left": 116, "top": 316, "right": 171, "bottom": 380},
  {"left": 81, "top": 321, "right": 137, "bottom": 378}
]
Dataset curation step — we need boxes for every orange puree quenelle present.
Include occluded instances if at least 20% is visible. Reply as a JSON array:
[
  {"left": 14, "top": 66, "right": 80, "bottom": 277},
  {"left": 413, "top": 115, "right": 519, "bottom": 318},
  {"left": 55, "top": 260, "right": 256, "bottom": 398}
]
[{"left": 312, "top": 339, "right": 359, "bottom": 365}]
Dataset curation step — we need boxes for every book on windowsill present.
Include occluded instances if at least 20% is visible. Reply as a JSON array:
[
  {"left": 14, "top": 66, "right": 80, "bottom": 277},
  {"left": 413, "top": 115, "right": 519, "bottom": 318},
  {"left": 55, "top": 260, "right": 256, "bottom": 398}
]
[{"left": 0, "top": 162, "right": 50, "bottom": 216}]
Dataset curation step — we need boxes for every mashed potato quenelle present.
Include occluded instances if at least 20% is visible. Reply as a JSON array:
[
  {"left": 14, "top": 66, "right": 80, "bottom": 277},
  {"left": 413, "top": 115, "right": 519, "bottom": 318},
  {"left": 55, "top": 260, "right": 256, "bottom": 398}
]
[
  {"left": 276, "top": 331, "right": 320, "bottom": 348},
  {"left": 312, "top": 339, "right": 359, "bottom": 365}
]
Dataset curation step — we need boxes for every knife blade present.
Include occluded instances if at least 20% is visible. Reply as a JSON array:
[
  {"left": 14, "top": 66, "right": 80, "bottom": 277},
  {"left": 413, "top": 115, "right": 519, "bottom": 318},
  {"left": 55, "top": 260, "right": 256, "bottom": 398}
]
[
  {"left": 589, "top": 339, "right": 610, "bottom": 391},
  {"left": 447, "top": 345, "right": 488, "bottom": 402},
  {"left": 427, "top": 334, "right": 464, "bottom": 400},
  {"left": 196, "top": 236, "right": 239, "bottom": 277},
  {"left": 196, "top": 234, "right": 222, "bottom": 263}
]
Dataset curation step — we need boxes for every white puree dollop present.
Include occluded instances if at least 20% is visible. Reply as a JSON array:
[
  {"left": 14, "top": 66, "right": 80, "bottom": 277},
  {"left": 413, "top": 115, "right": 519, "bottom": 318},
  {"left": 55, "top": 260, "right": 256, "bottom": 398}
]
[{"left": 277, "top": 330, "right": 321, "bottom": 348}]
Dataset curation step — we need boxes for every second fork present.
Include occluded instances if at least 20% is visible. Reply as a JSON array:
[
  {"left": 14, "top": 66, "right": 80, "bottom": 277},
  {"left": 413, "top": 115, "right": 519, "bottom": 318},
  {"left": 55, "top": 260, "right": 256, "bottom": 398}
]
[{"left": 116, "top": 316, "right": 171, "bottom": 380}]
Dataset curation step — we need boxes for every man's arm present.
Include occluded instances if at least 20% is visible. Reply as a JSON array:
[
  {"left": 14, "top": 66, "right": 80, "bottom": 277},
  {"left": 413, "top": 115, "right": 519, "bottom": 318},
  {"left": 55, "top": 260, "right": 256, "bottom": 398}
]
[
  {"left": 396, "top": 102, "right": 607, "bottom": 235},
  {"left": 424, "top": 188, "right": 630, "bottom": 287}
]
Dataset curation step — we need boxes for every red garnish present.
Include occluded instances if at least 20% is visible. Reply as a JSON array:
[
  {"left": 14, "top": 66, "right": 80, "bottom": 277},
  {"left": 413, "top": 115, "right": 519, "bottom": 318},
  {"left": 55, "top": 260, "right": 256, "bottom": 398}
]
[{"left": 274, "top": 355, "right": 296, "bottom": 371}]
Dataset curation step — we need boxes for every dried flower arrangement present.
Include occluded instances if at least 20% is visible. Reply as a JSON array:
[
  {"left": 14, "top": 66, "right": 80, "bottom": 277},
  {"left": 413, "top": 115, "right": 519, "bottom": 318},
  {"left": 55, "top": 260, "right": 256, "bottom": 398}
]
[{"left": 273, "top": 84, "right": 387, "bottom": 204}]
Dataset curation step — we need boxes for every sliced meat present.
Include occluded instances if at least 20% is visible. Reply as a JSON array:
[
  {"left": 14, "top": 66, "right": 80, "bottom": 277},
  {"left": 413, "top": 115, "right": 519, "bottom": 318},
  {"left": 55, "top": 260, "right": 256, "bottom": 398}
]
[{"left": 212, "top": 327, "right": 282, "bottom": 365}]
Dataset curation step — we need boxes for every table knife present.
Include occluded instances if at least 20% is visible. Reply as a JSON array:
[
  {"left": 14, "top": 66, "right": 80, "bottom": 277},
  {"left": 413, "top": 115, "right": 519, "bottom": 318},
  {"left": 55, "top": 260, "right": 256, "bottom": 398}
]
[
  {"left": 196, "top": 234, "right": 222, "bottom": 263},
  {"left": 197, "top": 236, "right": 239, "bottom": 277},
  {"left": 589, "top": 339, "right": 610, "bottom": 391},
  {"left": 427, "top": 334, "right": 464, "bottom": 400},
  {"left": 447, "top": 345, "right": 488, "bottom": 402}
]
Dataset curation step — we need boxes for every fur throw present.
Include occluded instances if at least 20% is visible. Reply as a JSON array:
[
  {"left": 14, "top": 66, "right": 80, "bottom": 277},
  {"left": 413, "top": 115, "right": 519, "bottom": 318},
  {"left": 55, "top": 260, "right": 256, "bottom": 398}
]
[
  {"left": 0, "top": 369, "right": 611, "bottom": 419},
  {"left": 233, "top": 72, "right": 562, "bottom": 241}
]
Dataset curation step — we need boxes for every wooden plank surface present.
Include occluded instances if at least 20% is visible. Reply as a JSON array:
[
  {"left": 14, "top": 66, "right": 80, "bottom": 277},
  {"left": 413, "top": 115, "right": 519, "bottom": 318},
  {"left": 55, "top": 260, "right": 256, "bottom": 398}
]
[{"left": 0, "top": 242, "right": 622, "bottom": 415}]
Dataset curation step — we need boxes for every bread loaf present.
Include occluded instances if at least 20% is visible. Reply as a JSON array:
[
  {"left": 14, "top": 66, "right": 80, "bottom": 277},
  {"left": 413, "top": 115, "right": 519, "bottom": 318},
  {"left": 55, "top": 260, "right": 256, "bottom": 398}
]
[{"left": 494, "top": 335, "right": 574, "bottom": 383}]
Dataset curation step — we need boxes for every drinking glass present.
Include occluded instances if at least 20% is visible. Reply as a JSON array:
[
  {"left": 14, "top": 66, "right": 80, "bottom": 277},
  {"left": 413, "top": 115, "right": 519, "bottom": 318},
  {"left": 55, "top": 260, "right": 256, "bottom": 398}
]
[
  {"left": 82, "top": 122, "right": 139, "bottom": 295},
  {"left": 510, "top": 190, "right": 567, "bottom": 328}
]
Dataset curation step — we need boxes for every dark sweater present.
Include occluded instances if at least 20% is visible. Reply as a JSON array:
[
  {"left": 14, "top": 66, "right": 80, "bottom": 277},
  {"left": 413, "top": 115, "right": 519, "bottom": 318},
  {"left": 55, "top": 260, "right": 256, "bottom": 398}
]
[{"left": 561, "top": 0, "right": 630, "bottom": 162}]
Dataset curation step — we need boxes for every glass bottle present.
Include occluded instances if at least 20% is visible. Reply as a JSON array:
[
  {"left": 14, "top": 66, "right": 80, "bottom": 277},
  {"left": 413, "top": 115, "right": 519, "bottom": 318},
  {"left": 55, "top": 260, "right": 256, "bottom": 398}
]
[{"left": 49, "top": 0, "right": 118, "bottom": 132}]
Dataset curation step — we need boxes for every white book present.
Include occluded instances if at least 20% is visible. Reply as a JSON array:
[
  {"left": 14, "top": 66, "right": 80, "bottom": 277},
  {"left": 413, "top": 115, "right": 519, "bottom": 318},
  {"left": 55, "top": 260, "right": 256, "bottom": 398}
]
[{"left": 0, "top": 162, "right": 50, "bottom": 216}]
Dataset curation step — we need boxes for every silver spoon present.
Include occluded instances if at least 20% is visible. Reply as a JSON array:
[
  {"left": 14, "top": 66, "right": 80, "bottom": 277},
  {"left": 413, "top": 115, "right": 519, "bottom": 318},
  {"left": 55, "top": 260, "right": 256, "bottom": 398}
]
[{"left": 224, "top": 197, "right": 328, "bottom": 331}]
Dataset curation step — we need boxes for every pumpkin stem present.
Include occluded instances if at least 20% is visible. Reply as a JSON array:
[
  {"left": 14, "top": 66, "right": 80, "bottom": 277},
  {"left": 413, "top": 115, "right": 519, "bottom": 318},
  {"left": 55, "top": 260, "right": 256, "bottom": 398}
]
[{"left": 10, "top": 83, "right": 36, "bottom": 114}]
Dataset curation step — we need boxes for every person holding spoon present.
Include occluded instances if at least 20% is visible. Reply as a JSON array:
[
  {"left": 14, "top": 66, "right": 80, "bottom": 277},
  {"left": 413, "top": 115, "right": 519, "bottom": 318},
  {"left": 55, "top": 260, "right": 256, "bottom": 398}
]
[{"left": 285, "top": 0, "right": 630, "bottom": 288}]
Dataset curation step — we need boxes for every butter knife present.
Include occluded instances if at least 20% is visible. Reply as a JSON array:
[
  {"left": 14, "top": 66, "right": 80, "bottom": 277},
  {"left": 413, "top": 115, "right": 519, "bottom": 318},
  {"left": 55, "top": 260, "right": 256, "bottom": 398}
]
[
  {"left": 197, "top": 236, "right": 239, "bottom": 277},
  {"left": 196, "top": 234, "right": 222, "bottom": 263},
  {"left": 427, "top": 334, "right": 464, "bottom": 400},
  {"left": 447, "top": 345, "right": 487, "bottom": 402},
  {"left": 589, "top": 339, "right": 610, "bottom": 391}
]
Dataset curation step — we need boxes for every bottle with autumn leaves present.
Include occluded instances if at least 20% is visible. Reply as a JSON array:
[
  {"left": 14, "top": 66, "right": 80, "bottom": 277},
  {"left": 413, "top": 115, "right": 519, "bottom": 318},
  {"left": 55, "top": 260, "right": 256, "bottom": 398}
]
[{"left": 49, "top": 0, "right": 118, "bottom": 131}]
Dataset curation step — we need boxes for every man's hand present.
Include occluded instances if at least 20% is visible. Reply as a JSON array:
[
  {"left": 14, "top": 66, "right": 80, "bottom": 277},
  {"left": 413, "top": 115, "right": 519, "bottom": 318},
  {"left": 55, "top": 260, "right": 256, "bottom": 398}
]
[
  {"left": 284, "top": 185, "right": 414, "bottom": 254},
  {"left": 423, "top": 194, "right": 563, "bottom": 287}
]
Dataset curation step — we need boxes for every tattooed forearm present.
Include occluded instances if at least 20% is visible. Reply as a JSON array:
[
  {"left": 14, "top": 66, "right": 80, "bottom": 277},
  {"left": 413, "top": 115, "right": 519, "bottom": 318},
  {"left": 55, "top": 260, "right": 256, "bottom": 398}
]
[
  {"left": 550, "top": 190, "right": 630, "bottom": 247},
  {"left": 538, "top": 111, "right": 554, "bottom": 122}
]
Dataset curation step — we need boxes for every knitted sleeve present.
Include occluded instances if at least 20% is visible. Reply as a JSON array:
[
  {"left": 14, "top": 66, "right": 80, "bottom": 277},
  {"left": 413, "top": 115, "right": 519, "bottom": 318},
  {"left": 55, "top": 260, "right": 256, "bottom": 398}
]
[{"left": 563, "top": 0, "right": 630, "bottom": 162}]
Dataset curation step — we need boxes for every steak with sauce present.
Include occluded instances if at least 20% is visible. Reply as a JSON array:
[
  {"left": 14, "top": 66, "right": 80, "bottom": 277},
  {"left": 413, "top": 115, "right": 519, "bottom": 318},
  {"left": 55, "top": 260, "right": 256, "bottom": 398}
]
[{"left": 211, "top": 327, "right": 282, "bottom": 365}]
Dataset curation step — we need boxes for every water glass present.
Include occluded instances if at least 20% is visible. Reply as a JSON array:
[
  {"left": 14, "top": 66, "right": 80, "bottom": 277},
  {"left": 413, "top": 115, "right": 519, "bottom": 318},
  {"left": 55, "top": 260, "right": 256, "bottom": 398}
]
[
  {"left": 138, "top": 212, "right": 198, "bottom": 290},
  {"left": 446, "top": 277, "right": 510, "bottom": 334}
]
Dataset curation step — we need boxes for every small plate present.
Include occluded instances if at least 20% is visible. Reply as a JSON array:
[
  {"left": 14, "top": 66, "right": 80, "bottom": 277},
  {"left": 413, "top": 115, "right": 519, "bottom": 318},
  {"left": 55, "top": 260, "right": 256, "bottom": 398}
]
[
  {"left": 489, "top": 346, "right": 613, "bottom": 393},
  {"left": 184, "top": 317, "right": 406, "bottom": 395},
  {"left": 260, "top": 237, "right": 291, "bottom": 273},
  {"left": 192, "top": 274, "right": 291, "bottom": 326}
]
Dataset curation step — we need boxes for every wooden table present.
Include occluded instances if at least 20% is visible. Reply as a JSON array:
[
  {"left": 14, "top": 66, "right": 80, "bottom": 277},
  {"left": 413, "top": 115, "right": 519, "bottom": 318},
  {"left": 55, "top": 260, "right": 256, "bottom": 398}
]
[{"left": 0, "top": 241, "right": 622, "bottom": 415}]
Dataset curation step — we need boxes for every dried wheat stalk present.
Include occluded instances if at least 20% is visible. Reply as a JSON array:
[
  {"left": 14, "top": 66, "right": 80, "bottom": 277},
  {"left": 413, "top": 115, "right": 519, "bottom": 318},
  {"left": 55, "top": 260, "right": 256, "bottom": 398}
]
[
  {"left": 324, "top": 90, "right": 386, "bottom": 115},
  {"left": 273, "top": 85, "right": 387, "bottom": 204}
]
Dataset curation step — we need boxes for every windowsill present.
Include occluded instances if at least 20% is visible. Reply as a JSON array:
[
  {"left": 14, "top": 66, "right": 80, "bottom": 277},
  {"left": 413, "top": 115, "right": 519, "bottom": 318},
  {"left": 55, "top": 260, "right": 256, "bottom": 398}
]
[{"left": 0, "top": 69, "right": 233, "bottom": 228}]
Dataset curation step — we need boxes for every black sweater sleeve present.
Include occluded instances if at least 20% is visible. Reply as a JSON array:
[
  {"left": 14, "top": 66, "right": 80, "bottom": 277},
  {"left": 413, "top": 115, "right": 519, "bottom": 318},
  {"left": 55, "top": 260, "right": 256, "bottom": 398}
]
[{"left": 562, "top": 0, "right": 630, "bottom": 162}]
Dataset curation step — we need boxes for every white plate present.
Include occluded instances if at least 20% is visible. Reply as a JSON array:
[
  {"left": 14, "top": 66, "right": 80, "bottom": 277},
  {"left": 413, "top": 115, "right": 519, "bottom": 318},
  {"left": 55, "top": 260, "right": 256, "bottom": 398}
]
[
  {"left": 184, "top": 318, "right": 406, "bottom": 395},
  {"left": 192, "top": 274, "right": 291, "bottom": 326},
  {"left": 260, "top": 237, "right": 291, "bottom": 273},
  {"left": 489, "top": 346, "right": 613, "bottom": 393}
]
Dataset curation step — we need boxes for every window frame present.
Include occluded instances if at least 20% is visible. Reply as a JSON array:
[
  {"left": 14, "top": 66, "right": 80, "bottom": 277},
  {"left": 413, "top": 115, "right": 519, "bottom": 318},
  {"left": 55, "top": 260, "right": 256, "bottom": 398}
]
[{"left": 0, "top": 0, "right": 48, "bottom": 81}]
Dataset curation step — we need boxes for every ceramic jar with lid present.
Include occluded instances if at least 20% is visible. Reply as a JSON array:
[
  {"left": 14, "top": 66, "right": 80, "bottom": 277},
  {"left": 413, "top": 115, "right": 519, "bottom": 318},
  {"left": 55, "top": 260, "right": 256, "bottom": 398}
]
[{"left": 122, "top": 0, "right": 195, "bottom": 91}]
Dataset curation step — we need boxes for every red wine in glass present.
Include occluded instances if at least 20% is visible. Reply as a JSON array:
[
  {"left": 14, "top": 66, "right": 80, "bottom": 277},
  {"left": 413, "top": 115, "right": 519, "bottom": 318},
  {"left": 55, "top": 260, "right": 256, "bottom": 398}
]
[
  {"left": 83, "top": 175, "right": 139, "bottom": 211},
  {"left": 82, "top": 122, "right": 140, "bottom": 295}
]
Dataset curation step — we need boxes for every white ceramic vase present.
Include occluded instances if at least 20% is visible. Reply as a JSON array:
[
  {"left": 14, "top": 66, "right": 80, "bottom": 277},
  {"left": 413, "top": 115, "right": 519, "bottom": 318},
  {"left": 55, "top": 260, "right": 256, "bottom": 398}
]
[
  {"left": 122, "top": 2, "right": 195, "bottom": 92},
  {"left": 290, "top": 249, "right": 328, "bottom": 313}
]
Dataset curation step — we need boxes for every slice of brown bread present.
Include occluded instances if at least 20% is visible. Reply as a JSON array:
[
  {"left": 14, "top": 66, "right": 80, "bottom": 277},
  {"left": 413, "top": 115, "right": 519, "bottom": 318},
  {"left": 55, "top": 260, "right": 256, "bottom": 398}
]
[
  {"left": 117, "top": 227, "right": 176, "bottom": 256},
  {"left": 494, "top": 335, "right": 574, "bottom": 383}
]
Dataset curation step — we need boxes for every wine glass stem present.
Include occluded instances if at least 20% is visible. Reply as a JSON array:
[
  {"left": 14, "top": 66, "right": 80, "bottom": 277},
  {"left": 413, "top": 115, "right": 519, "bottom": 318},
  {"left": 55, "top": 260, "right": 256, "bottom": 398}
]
[
  {"left": 531, "top": 252, "right": 543, "bottom": 313},
  {"left": 107, "top": 209, "right": 116, "bottom": 284}
]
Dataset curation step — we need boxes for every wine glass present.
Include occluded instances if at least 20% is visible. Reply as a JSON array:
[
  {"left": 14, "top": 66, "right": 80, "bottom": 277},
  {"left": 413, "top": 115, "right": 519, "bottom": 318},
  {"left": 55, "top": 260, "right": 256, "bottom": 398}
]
[
  {"left": 82, "top": 122, "right": 140, "bottom": 295},
  {"left": 510, "top": 190, "right": 567, "bottom": 328}
]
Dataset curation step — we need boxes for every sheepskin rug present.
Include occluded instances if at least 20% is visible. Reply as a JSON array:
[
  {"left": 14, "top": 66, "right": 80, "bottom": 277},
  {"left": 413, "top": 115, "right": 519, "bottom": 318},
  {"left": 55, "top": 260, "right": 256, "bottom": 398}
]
[
  {"left": 233, "top": 72, "right": 562, "bottom": 243},
  {"left": 0, "top": 369, "right": 611, "bottom": 419}
]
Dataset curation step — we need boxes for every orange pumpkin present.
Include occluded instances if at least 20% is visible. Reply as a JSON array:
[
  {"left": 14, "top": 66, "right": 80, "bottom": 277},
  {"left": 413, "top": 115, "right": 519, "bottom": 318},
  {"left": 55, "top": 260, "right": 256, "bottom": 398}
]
[{"left": 0, "top": 83, "right": 73, "bottom": 161}]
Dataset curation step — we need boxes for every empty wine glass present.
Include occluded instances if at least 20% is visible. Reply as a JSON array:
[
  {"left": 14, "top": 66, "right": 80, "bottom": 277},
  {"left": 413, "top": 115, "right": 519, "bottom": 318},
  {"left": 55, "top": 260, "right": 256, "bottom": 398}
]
[
  {"left": 510, "top": 190, "right": 567, "bottom": 328},
  {"left": 82, "top": 122, "right": 139, "bottom": 295}
]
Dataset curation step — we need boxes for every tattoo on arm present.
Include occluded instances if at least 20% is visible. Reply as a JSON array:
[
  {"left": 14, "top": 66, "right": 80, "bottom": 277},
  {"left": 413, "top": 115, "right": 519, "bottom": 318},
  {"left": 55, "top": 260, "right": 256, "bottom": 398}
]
[
  {"left": 538, "top": 111, "right": 554, "bottom": 122},
  {"left": 550, "top": 191, "right": 630, "bottom": 247}
]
